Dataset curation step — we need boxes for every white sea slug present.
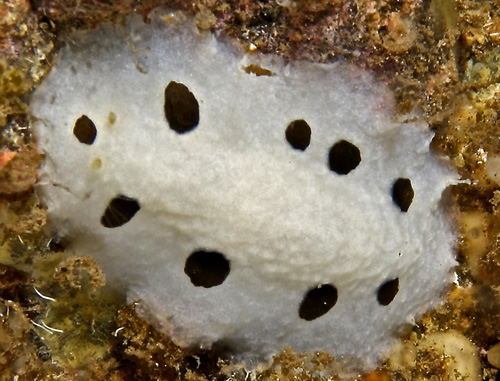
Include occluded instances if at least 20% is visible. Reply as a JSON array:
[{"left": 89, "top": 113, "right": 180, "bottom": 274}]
[{"left": 30, "top": 9, "right": 457, "bottom": 373}]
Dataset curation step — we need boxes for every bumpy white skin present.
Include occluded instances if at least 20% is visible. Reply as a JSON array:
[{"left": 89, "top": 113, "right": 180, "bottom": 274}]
[{"left": 31, "top": 11, "right": 456, "bottom": 371}]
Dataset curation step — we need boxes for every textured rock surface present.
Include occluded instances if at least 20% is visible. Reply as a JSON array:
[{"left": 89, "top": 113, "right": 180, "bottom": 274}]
[{"left": 30, "top": 10, "right": 456, "bottom": 371}]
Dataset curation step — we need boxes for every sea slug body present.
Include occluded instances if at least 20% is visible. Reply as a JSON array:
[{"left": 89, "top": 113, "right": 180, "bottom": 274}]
[{"left": 30, "top": 9, "right": 456, "bottom": 372}]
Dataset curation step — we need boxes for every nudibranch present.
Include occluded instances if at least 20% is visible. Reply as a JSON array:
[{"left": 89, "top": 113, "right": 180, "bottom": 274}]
[{"left": 30, "top": 9, "right": 456, "bottom": 372}]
